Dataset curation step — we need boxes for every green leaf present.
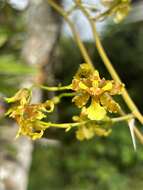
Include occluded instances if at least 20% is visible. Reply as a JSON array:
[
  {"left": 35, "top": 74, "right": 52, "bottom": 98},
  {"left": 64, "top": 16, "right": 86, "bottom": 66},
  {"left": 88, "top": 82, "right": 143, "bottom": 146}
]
[
  {"left": 0, "top": 28, "right": 9, "bottom": 47},
  {"left": 0, "top": 34, "right": 8, "bottom": 47},
  {"left": 0, "top": 55, "right": 37, "bottom": 75}
]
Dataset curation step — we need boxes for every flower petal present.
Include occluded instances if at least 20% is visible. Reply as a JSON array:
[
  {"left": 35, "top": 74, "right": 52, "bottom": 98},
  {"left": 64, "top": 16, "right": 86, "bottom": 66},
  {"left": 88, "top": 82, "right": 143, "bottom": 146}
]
[{"left": 86, "top": 99, "right": 106, "bottom": 121}]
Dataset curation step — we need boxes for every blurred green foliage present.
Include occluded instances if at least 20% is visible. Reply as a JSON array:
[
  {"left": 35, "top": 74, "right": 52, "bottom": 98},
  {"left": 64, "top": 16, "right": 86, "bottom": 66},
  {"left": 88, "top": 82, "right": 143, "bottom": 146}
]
[
  {"left": 0, "top": 3, "right": 36, "bottom": 96},
  {"left": 0, "top": 55, "right": 36, "bottom": 75},
  {"left": 28, "top": 125, "right": 143, "bottom": 190}
]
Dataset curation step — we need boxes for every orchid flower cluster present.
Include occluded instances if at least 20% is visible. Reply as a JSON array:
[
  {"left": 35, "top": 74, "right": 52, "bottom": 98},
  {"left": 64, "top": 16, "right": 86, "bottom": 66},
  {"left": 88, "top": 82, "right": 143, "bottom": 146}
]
[
  {"left": 5, "top": 64, "right": 128, "bottom": 141},
  {"left": 4, "top": 0, "right": 143, "bottom": 146},
  {"left": 5, "top": 88, "right": 57, "bottom": 140}
]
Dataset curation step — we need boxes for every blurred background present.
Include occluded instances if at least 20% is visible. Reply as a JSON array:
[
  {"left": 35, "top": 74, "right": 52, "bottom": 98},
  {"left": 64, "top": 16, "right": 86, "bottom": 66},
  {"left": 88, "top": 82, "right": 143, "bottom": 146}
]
[{"left": 0, "top": 0, "right": 143, "bottom": 190}]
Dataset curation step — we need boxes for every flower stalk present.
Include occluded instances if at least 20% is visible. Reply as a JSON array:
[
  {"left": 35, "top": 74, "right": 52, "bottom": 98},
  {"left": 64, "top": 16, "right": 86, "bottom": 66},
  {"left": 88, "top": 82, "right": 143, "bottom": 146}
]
[{"left": 48, "top": 0, "right": 94, "bottom": 69}]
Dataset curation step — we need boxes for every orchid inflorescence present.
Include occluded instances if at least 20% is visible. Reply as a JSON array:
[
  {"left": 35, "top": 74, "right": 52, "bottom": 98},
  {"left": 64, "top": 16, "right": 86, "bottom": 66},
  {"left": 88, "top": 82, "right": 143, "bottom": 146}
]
[
  {"left": 4, "top": 0, "right": 143, "bottom": 147},
  {"left": 5, "top": 64, "right": 132, "bottom": 140}
]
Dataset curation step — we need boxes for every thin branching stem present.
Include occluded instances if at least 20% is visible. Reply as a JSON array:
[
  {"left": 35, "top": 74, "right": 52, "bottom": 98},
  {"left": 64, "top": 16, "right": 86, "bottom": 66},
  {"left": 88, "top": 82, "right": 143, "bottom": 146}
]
[
  {"left": 111, "top": 114, "right": 134, "bottom": 123},
  {"left": 39, "top": 114, "right": 134, "bottom": 130},
  {"left": 39, "top": 121, "right": 88, "bottom": 128},
  {"left": 58, "top": 92, "right": 76, "bottom": 99},
  {"left": 48, "top": 0, "right": 94, "bottom": 69},
  {"left": 39, "top": 84, "right": 72, "bottom": 91}
]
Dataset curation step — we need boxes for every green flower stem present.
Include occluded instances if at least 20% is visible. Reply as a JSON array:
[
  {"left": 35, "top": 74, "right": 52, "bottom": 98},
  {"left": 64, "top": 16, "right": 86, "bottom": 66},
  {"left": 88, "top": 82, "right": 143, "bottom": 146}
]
[
  {"left": 111, "top": 114, "right": 134, "bottom": 123},
  {"left": 58, "top": 92, "right": 76, "bottom": 99},
  {"left": 40, "top": 114, "right": 134, "bottom": 130},
  {"left": 93, "top": 2, "right": 122, "bottom": 21},
  {"left": 94, "top": 8, "right": 112, "bottom": 21},
  {"left": 82, "top": 3, "right": 98, "bottom": 11},
  {"left": 77, "top": 2, "right": 143, "bottom": 125},
  {"left": 47, "top": 0, "right": 94, "bottom": 70},
  {"left": 66, "top": 4, "right": 77, "bottom": 15},
  {"left": 51, "top": 92, "right": 76, "bottom": 104},
  {"left": 39, "top": 121, "right": 88, "bottom": 129},
  {"left": 39, "top": 84, "right": 72, "bottom": 91}
]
